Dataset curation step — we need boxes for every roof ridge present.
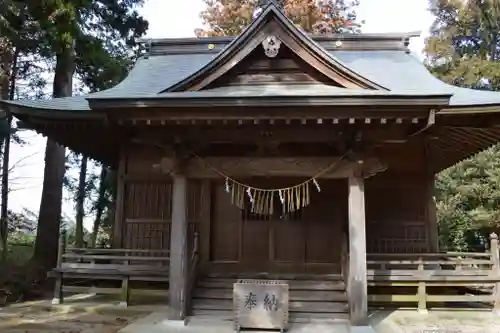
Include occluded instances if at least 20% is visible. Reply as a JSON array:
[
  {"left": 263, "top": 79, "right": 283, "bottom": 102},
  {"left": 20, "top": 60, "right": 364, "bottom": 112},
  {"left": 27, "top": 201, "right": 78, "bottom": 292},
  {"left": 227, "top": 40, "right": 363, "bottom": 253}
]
[
  {"left": 137, "top": 31, "right": 421, "bottom": 45},
  {"left": 139, "top": 31, "right": 420, "bottom": 56}
]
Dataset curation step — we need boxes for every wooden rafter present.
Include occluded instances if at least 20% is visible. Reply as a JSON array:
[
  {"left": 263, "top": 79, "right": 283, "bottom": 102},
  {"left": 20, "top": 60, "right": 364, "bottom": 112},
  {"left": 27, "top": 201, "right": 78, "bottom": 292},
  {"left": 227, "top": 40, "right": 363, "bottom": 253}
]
[{"left": 427, "top": 126, "right": 500, "bottom": 172}]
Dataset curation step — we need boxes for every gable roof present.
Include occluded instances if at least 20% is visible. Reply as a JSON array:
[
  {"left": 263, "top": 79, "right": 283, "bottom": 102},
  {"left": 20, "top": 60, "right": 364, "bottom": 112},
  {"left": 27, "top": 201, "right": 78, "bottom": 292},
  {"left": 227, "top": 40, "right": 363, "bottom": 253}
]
[
  {"left": 4, "top": 3, "right": 500, "bottom": 113},
  {"left": 7, "top": 47, "right": 499, "bottom": 114},
  {"left": 162, "top": 4, "right": 386, "bottom": 92}
]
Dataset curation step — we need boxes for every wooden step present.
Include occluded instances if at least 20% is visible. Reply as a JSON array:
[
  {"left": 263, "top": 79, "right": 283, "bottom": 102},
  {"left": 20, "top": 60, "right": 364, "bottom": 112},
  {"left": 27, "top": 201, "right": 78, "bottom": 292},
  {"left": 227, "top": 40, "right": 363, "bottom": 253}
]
[
  {"left": 191, "top": 309, "right": 350, "bottom": 323},
  {"left": 191, "top": 275, "right": 349, "bottom": 322},
  {"left": 198, "top": 278, "right": 345, "bottom": 291},
  {"left": 194, "top": 288, "right": 347, "bottom": 302},
  {"left": 192, "top": 299, "right": 348, "bottom": 313},
  {"left": 205, "top": 272, "right": 343, "bottom": 281}
]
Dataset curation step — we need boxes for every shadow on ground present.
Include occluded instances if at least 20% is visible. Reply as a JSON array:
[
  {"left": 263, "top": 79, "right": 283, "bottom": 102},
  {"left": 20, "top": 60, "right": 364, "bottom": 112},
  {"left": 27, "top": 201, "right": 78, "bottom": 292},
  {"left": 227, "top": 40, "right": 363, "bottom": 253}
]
[
  {"left": 3, "top": 295, "right": 500, "bottom": 333},
  {"left": 0, "top": 294, "right": 161, "bottom": 333},
  {"left": 370, "top": 308, "right": 500, "bottom": 333}
]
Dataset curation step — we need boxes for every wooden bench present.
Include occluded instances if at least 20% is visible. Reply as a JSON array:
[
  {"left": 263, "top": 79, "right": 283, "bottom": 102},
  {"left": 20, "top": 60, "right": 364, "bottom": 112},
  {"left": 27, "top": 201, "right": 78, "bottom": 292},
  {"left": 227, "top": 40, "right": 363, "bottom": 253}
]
[{"left": 48, "top": 231, "right": 170, "bottom": 306}]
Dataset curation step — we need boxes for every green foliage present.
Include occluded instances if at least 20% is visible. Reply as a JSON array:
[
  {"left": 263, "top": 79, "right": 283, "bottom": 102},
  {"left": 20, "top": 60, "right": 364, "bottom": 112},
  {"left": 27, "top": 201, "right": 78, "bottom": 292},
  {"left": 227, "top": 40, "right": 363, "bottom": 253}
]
[
  {"left": 1, "top": 1, "right": 148, "bottom": 269},
  {"left": 426, "top": 1, "right": 500, "bottom": 251},
  {"left": 5, "top": 209, "right": 36, "bottom": 264},
  {"left": 7, "top": 209, "right": 36, "bottom": 235},
  {"left": 426, "top": 0, "right": 500, "bottom": 89},
  {"left": 6, "top": 244, "right": 34, "bottom": 264},
  {"left": 435, "top": 147, "right": 500, "bottom": 250}
]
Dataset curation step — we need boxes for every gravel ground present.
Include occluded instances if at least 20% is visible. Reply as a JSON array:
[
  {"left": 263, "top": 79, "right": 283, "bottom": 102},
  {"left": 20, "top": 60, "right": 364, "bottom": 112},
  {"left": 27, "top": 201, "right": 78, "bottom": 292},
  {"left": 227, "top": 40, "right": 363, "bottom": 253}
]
[
  {"left": 0, "top": 303, "right": 150, "bottom": 333},
  {"left": 371, "top": 309, "right": 500, "bottom": 333},
  {"left": 3, "top": 299, "right": 500, "bottom": 333}
]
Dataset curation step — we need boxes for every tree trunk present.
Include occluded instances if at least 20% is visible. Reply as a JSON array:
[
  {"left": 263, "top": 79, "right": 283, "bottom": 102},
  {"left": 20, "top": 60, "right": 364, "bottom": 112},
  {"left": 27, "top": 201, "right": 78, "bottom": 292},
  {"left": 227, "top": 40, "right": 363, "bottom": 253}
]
[
  {"left": 75, "top": 155, "right": 87, "bottom": 248},
  {"left": 0, "top": 113, "right": 12, "bottom": 262},
  {"left": 107, "top": 169, "right": 117, "bottom": 245},
  {"left": 91, "top": 166, "right": 108, "bottom": 248},
  {"left": 0, "top": 39, "right": 13, "bottom": 261},
  {"left": 32, "top": 46, "right": 74, "bottom": 270}
]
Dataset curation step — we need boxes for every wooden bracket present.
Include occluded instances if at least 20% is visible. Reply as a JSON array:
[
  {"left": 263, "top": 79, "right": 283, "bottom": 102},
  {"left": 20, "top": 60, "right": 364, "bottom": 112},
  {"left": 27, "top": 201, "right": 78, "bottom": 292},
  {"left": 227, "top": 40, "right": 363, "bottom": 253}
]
[
  {"left": 346, "top": 150, "right": 388, "bottom": 179},
  {"left": 409, "top": 109, "right": 436, "bottom": 138}
]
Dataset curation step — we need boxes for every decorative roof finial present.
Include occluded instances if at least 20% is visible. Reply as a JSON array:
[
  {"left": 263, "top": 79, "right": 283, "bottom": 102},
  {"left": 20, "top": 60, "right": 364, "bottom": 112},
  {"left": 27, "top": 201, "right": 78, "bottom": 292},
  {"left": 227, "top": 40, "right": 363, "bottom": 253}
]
[
  {"left": 262, "top": 0, "right": 284, "bottom": 9},
  {"left": 253, "top": 0, "right": 284, "bottom": 19}
]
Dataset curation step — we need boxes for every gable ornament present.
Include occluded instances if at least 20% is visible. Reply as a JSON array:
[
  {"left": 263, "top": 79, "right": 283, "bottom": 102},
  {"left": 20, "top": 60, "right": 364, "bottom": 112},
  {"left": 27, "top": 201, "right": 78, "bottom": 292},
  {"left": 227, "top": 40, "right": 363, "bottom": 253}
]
[{"left": 262, "top": 35, "right": 282, "bottom": 58}]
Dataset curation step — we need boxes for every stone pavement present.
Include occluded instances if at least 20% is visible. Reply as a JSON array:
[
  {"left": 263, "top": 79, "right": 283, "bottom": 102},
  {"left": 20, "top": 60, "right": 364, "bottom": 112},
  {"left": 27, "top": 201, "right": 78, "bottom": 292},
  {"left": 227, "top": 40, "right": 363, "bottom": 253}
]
[
  {"left": 119, "top": 309, "right": 500, "bottom": 333},
  {"left": 119, "top": 313, "right": 356, "bottom": 333}
]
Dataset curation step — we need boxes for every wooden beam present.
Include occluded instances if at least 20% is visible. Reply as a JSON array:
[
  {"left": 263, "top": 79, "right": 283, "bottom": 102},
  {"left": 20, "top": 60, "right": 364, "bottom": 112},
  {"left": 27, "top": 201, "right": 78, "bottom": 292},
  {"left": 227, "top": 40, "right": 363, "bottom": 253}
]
[
  {"left": 347, "top": 172, "right": 369, "bottom": 326},
  {"left": 168, "top": 170, "right": 189, "bottom": 321},
  {"left": 156, "top": 156, "right": 387, "bottom": 179},
  {"left": 107, "top": 105, "right": 432, "bottom": 121}
]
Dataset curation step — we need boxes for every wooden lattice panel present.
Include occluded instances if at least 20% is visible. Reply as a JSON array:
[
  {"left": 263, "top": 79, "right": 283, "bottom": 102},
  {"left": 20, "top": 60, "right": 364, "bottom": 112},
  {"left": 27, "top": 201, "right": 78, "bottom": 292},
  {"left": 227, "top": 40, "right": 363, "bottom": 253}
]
[
  {"left": 121, "top": 180, "right": 203, "bottom": 252},
  {"left": 365, "top": 175, "right": 431, "bottom": 253}
]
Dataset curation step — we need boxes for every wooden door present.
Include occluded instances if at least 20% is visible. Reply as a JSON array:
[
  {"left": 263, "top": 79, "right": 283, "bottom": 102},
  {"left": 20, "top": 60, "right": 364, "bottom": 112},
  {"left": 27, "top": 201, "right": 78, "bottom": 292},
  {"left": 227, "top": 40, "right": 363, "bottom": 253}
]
[{"left": 208, "top": 178, "right": 346, "bottom": 274}]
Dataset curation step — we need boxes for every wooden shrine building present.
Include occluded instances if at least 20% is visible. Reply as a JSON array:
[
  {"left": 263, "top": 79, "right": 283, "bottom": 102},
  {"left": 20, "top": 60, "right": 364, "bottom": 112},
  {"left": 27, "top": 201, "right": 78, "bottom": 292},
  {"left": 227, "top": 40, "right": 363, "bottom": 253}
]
[{"left": 5, "top": 2, "right": 500, "bottom": 330}]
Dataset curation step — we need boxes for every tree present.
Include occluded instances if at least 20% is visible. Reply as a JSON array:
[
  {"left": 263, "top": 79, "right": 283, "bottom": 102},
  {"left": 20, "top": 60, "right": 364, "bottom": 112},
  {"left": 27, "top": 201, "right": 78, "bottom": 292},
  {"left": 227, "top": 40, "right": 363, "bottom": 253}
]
[
  {"left": 24, "top": 1, "right": 148, "bottom": 271},
  {"left": 435, "top": 146, "right": 500, "bottom": 251},
  {"left": 0, "top": 2, "right": 41, "bottom": 261},
  {"left": 425, "top": 0, "right": 500, "bottom": 89},
  {"left": 0, "top": 38, "right": 11, "bottom": 260},
  {"left": 74, "top": 155, "right": 87, "bottom": 248},
  {"left": 196, "top": 0, "right": 361, "bottom": 36},
  {"left": 426, "top": 1, "right": 500, "bottom": 250},
  {"left": 91, "top": 165, "right": 110, "bottom": 247}
]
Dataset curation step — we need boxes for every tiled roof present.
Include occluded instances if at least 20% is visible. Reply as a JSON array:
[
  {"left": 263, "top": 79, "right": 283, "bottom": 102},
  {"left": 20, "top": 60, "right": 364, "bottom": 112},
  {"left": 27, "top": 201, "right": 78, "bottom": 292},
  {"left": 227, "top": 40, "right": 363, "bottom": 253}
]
[
  {"left": 4, "top": 3, "right": 500, "bottom": 113},
  {"left": 7, "top": 49, "right": 500, "bottom": 113}
]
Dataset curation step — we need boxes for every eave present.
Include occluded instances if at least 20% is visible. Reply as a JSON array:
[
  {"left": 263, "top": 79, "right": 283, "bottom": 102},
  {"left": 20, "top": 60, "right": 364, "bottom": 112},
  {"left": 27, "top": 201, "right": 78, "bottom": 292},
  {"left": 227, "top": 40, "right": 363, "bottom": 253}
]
[
  {"left": 11, "top": 112, "right": 120, "bottom": 167},
  {"left": 428, "top": 108, "right": 500, "bottom": 172},
  {"left": 5, "top": 104, "right": 97, "bottom": 119},
  {"left": 439, "top": 105, "right": 500, "bottom": 115},
  {"left": 87, "top": 94, "right": 451, "bottom": 110}
]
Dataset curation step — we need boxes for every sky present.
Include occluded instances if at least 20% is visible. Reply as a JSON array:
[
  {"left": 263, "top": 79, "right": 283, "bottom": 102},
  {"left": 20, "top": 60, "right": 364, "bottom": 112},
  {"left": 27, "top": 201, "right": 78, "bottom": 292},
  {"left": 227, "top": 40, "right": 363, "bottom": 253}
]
[{"left": 8, "top": 0, "right": 434, "bottom": 230}]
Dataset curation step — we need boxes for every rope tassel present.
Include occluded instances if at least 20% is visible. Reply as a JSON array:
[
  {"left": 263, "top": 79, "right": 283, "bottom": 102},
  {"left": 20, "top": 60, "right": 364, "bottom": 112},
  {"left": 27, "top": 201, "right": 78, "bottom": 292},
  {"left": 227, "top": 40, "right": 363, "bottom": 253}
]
[
  {"left": 227, "top": 177, "right": 326, "bottom": 216},
  {"left": 191, "top": 152, "right": 349, "bottom": 216}
]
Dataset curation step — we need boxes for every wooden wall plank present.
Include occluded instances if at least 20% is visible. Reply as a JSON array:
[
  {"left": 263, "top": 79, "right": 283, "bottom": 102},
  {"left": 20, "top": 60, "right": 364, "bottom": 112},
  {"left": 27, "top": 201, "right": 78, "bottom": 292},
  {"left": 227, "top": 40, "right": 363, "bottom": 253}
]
[{"left": 365, "top": 174, "right": 429, "bottom": 253}]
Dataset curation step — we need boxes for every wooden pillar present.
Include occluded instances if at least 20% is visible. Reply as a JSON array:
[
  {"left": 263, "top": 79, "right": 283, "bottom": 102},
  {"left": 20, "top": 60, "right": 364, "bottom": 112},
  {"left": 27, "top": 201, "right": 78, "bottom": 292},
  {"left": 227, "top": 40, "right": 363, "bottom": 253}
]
[
  {"left": 426, "top": 176, "right": 440, "bottom": 252},
  {"left": 112, "top": 150, "right": 126, "bottom": 248},
  {"left": 490, "top": 233, "right": 500, "bottom": 314},
  {"left": 347, "top": 171, "right": 369, "bottom": 326},
  {"left": 424, "top": 142, "right": 439, "bottom": 253},
  {"left": 52, "top": 229, "right": 67, "bottom": 305},
  {"left": 169, "top": 172, "right": 189, "bottom": 321}
]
